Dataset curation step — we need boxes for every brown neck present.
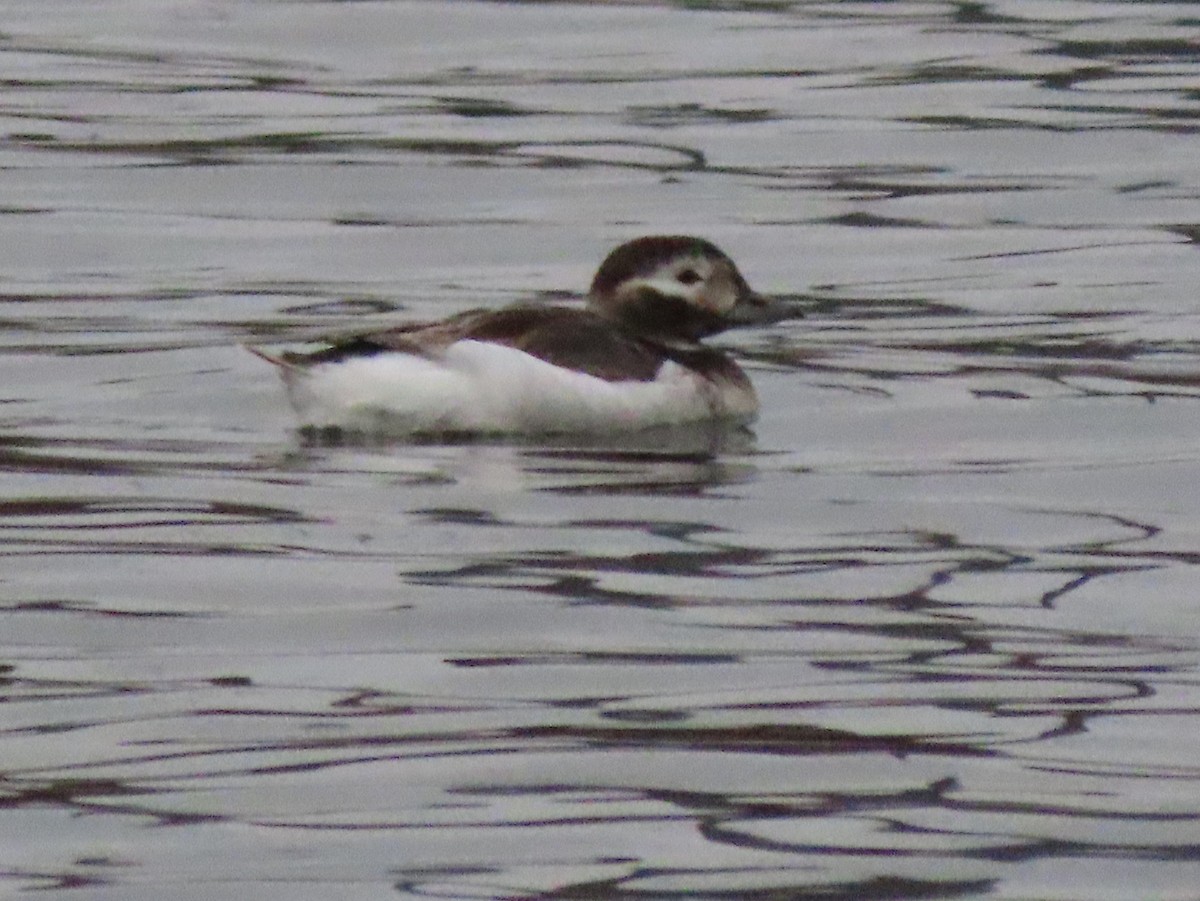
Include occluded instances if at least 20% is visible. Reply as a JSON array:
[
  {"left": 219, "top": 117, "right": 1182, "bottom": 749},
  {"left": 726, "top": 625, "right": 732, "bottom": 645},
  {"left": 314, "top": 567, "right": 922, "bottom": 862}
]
[{"left": 592, "top": 288, "right": 727, "bottom": 344}]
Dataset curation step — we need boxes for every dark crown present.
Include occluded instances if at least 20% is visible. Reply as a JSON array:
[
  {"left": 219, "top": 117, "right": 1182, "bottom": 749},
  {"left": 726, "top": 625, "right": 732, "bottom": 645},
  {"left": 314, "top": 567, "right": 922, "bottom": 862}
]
[{"left": 589, "top": 236, "right": 725, "bottom": 298}]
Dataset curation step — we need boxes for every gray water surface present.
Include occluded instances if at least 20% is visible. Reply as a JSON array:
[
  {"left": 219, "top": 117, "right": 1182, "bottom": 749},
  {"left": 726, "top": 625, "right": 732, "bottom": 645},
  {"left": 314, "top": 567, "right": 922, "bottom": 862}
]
[{"left": 3, "top": 2, "right": 1200, "bottom": 899}]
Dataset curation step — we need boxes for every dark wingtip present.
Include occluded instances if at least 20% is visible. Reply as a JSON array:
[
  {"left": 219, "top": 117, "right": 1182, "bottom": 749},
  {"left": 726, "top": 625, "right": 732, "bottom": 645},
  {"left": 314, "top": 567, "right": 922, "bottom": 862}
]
[{"left": 244, "top": 344, "right": 288, "bottom": 368}]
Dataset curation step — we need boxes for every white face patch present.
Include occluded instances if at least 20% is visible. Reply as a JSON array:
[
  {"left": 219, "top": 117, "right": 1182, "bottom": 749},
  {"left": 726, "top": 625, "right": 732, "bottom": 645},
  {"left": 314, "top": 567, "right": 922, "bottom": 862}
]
[{"left": 637, "top": 255, "right": 740, "bottom": 314}]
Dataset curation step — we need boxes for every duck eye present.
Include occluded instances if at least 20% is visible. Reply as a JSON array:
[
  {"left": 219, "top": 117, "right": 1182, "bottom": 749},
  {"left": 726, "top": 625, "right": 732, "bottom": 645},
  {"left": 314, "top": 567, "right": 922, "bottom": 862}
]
[{"left": 676, "top": 268, "right": 702, "bottom": 285}]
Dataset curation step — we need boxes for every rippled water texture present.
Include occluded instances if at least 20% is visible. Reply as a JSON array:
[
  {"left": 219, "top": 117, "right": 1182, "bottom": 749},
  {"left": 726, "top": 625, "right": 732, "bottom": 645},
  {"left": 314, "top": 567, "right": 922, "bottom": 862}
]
[{"left": 3, "top": 1, "right": 1200, "bottom": 898}]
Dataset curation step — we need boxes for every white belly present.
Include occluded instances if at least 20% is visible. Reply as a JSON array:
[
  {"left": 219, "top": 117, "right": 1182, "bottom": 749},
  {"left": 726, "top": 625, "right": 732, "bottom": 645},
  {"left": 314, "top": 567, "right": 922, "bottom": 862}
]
[{"left": 284, "top": 340, "right": 757, "bottom": 435}]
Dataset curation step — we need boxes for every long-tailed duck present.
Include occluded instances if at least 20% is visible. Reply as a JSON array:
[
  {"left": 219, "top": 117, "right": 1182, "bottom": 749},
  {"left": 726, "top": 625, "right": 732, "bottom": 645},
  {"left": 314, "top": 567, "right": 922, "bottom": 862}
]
[{"left": 250, "top": 235, "right": 790, "bottom": 436}]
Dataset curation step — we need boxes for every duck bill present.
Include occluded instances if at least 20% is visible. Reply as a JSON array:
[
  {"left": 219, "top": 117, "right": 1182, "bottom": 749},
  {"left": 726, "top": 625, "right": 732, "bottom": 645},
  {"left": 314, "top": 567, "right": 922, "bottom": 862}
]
[{"left": 729, "top": 291, "right": 801, "bottom": 327}]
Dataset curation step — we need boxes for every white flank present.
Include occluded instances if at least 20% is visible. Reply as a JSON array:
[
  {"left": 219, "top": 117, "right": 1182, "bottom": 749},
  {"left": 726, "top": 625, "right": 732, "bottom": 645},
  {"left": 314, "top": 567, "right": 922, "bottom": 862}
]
[{"left": 284, "top": 340, "right": 757, "bottom": 435}]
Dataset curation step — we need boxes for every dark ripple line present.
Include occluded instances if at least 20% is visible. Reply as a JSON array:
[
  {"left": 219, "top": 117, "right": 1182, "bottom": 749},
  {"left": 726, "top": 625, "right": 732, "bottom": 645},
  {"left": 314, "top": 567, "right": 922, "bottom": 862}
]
[
  {"left": 0, "top": 497, "right": 310, "bottom": 529},
  {"left": 499, "top": 872, "right": 996, "bottom": 901}
]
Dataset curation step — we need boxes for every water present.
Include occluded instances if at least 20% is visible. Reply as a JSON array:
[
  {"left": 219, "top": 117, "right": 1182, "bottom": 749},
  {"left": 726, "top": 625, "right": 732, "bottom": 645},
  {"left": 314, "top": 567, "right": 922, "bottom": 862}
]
[{"left": 3, "top": 1, "right": 1200, "bottom": 898}]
